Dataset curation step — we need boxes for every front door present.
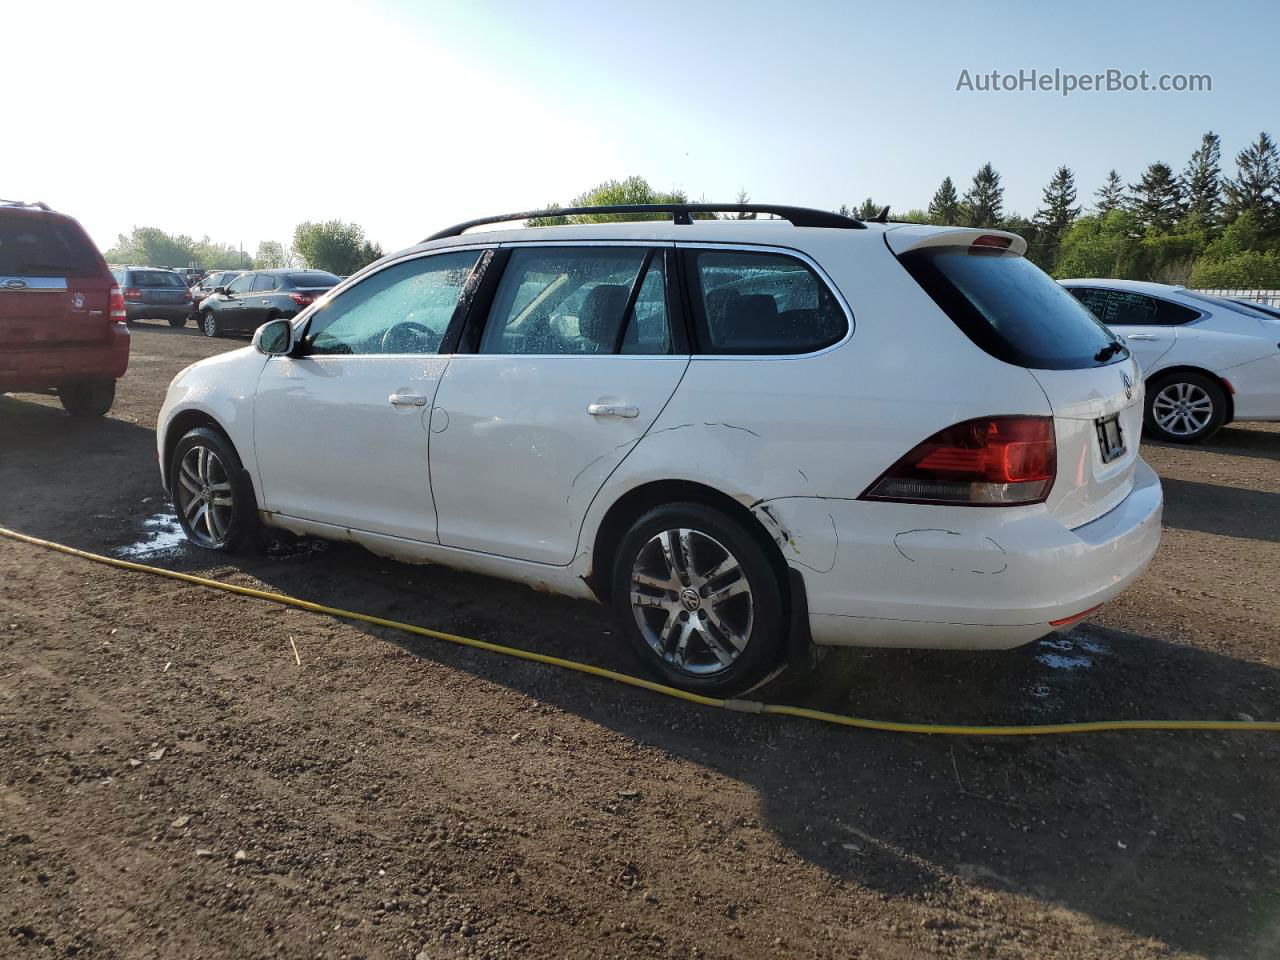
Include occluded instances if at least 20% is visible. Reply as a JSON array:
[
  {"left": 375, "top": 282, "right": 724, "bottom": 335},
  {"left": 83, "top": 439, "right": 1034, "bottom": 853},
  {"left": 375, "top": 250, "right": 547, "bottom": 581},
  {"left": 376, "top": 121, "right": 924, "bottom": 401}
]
[
  {"left": 252, "top": 249, "right": 485, "bottom": 542},
  {"left": 429, "top": 244, "right": 688, "bottom": 565}
]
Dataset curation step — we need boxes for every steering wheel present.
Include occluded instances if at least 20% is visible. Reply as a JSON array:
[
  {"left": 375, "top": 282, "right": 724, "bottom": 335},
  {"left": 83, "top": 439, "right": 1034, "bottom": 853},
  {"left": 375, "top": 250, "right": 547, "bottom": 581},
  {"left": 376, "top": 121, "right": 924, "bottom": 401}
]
[{"left": 380, "top": 321, "right": 439, "bottom": 354}]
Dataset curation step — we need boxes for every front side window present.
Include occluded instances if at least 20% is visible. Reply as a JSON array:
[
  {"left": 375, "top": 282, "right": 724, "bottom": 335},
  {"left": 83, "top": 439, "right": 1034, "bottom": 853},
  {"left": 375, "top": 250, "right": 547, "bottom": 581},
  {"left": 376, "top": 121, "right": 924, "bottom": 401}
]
[
  {"left": 479, "top": 247, "right": 671, "bottom": 355},
  {"left": 304, "top": 250, "right": 481, "bottom": 356},
  {"left": 687, "top": 249, "right": 847, "bottom": 354},
  {"left": 226, "top": 273, "right": 254, "bottom": 294}
]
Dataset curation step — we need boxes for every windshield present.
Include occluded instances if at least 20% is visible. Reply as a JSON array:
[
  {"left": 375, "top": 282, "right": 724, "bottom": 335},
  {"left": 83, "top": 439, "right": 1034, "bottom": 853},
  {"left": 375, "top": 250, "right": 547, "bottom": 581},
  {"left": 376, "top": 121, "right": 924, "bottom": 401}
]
[
  {"left": 288, "top": 271, "right": 340, "bottom": 288},
  {"left": 0, "top": 210, "right": 102, "bottom": 277},
  {"left": 899, "top": 247, "right": 1127, "bottom": 370}
]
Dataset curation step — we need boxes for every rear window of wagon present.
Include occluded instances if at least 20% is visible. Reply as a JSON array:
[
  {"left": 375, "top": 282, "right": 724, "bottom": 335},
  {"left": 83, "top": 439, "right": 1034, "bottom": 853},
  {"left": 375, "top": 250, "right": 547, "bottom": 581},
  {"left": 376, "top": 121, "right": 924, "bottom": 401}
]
[
  {"left": 900, "top": 247, "right": 1126, "bottom": 370},
  {"left": 0, "top": 211, "right": 103, "bottom": 278}
]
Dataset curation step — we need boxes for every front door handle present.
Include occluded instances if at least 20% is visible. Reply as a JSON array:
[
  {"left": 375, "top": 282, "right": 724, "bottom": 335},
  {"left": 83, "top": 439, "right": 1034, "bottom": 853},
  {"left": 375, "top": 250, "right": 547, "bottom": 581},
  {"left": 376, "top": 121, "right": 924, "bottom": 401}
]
[
  {"left": 1126, "top": 334, "right": 1160, "bottom": 341},
  {"left": 588, "top": 403, "right": 639, "bottom": 419},
  {"left": 389, "top": 393, "right": 428, "bottom": 407}
]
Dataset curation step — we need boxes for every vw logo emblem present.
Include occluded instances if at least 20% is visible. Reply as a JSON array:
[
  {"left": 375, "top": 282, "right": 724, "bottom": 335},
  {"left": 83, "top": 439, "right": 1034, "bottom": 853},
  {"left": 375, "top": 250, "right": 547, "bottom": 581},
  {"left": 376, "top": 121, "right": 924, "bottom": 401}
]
[
  {"left": 1122, "top": 371, "right": 1133, "bottom": 400},
  {"left": 1, "top": 278, "right": 28, "bottom": 290},
  {"left": 679, "top": 588, "right": 701, "bottom": 612}
]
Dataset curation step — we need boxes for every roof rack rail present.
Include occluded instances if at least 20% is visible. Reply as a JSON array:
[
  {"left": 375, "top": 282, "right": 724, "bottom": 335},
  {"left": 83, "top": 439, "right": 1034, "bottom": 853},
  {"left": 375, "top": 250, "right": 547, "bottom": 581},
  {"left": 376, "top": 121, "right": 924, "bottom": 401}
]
[
  {"left": 0, "top": 199, "right": 52, "bottom": 211},
  {"left": 423, "top": 203, "right": 865, "bottom": 242}
]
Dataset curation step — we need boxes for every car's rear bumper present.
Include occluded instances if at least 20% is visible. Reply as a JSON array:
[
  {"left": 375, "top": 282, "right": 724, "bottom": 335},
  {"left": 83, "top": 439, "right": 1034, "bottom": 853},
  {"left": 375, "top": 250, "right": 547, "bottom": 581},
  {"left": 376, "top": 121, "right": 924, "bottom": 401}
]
[
  {"left": 771, "top": 458, "right": 1163, "bottom": 649},
  {"left": 125, "top": 303, "right": 190, "bottom": 321},
  {"left": 0, "top": 323, "right": 130, "bottom": 390}
]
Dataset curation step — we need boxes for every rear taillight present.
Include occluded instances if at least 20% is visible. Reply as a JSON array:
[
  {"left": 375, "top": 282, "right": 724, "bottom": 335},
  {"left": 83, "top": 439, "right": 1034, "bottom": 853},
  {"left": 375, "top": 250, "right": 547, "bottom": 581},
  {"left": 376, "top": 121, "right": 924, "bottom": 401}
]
[
  {"left": 123, "top": 287, "right": 141, "bottom": 300},
  {"left": 109, "top": 285, "right": 127, "bottom": 321},
  {"left": 971, "top": 234, "right": 1012, "bottom": 249},
  {"left": 289, "top": 292, "right": 314, "bottom": 306},
  {"left": 861, "top": 416, "right": 1056, "bottom": 506},
  {"left": 183, "top": 287, "right": 193, "bottom": 301}
]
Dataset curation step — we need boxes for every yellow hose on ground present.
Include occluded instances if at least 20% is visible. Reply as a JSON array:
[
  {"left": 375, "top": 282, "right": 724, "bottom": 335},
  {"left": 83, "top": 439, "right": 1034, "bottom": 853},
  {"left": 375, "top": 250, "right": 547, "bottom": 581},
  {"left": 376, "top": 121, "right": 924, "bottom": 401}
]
[{"left": 2, "top": 525, "right": 1277, "bottom": 737}]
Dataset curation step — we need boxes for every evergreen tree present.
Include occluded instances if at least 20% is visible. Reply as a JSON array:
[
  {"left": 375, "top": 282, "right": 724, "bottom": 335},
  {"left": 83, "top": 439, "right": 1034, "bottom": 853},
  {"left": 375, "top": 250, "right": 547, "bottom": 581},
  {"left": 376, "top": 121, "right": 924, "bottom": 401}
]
[
  {"left": 1222, "top": 131, "right": 1280, "bottom": 229},
  {"left": 927, "top": 176, "right": 960, "bottom": 225},
  {"left": 856, "top": 197, "right": 881, "bottom": 220},
  {"left": 1182, "top": 132, "right": 1222, "bottom": 223},
  {"left": 730, "top": 188, "right": 756, "bottom": 220},
  {"left": 1034, "top": 166, "right": 1081, "bottom": 241},
  {"left": 1094, "top": 170, "right": 1125, "bottom": 215},
  {"left": 961, "top": 163, "right": 1004, "bottom": 227},
  {"left": 1128, "top": 162, "right": 1185, "bottom": 233}
]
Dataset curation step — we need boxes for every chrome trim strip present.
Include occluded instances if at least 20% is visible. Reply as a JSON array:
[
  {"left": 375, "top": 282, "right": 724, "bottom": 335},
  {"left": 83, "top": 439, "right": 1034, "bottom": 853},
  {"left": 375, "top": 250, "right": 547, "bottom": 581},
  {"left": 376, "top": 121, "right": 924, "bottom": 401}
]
[{"left": 0, "top": 276, "right": 66, "bottom": 292}]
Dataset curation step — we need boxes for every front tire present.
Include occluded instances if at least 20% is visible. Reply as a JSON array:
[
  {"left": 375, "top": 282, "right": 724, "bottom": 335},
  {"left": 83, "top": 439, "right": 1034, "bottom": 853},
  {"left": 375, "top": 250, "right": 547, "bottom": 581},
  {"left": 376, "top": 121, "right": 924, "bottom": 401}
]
[
  {"left": 1145, "top": 372, "right": 1226, "bottom": 443},
  {"left": 59, "top": 379, "right": 115, "bottom": 418},
  {"left": 202, "top": 311, "right": 221, "bottom": 338},
  {"left": 611, "top": 502, "right": 786, "bottom": 696},
  {"left": 169, "top": 427, "right": 261, "bottom": 552}
]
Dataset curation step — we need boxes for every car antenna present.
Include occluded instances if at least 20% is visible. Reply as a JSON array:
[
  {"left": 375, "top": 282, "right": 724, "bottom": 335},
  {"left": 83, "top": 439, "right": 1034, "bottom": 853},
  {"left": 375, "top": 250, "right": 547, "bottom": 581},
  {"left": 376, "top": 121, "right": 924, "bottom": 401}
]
[{"left": 868, "top": 205, "right": 891, "bottom": 223}]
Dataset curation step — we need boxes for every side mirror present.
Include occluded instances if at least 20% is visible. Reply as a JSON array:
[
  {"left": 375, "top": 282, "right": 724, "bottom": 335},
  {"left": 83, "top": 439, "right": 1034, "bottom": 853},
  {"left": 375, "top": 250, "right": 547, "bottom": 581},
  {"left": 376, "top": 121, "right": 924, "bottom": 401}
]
[
  {"left": 253, "top": 318, "right": 294, "bottom": 357},
  {"left": 213, "top": 286, "right": 228, "bottom": 296}
]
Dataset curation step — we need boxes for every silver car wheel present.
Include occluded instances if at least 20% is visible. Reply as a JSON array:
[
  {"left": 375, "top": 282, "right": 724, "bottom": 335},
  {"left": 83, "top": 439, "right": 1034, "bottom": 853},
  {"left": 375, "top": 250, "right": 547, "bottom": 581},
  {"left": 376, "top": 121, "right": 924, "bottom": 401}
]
[
  {"left": 203, "top": 313, "right": 217, "bottom": 337},
  {"left": 175, "top": 445, "right": 235, "bottom": 547},
  {"left": 1152, "top": 382, "right": 1214, "bottom": 436},
  {"left": 629, "top": 528, "right": 753, "bottom": 676}
]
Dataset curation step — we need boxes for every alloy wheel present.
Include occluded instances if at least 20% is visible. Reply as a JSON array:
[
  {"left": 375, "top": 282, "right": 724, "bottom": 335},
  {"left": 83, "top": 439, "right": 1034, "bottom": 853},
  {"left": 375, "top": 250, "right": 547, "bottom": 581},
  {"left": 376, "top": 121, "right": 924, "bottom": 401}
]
[
  {"left": 629, "top": 528, "right": 754, "bottom": 676},
  {"left": 175, "top": 444, "right": 235, "bottom": 547},
  {"left": 1152, "top": 381, "right": 1214, "bottom": 436},
  {"left": 203, "top": 313, "right": 217, "bottom": 337}
]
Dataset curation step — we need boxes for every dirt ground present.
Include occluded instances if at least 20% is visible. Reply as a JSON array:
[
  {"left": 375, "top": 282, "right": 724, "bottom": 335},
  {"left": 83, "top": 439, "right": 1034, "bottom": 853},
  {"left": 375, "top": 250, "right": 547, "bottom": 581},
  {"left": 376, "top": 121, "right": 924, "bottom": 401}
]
[{"left": 2, "top": 323, "right": 1278, "bottom": 960}]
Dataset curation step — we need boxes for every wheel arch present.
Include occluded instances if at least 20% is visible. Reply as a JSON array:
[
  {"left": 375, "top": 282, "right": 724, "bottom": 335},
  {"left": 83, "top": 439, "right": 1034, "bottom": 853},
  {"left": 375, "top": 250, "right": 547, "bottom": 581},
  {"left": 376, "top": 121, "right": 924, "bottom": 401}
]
[
  {"left": 1146, "top": 365, "right": 1235, "bottom": 424},
  {"left": 161, "top": 409, "right": 238, "bottom": 490}
]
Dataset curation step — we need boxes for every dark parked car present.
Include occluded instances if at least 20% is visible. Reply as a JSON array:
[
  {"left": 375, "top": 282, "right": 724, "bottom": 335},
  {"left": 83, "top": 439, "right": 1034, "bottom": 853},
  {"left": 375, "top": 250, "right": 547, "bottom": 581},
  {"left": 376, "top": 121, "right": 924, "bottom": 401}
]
[
  {"left": 198, "top": 269, "right": 340, "bottom": 338},
  {"left": 1, "top": 200, "right": 129, "bottom": 417},
  {"left": 191, "top": 270, "right": 246, "bottom": 316},
  {"left": 109, "top": 266, "right": 193, "bottom": 327}
]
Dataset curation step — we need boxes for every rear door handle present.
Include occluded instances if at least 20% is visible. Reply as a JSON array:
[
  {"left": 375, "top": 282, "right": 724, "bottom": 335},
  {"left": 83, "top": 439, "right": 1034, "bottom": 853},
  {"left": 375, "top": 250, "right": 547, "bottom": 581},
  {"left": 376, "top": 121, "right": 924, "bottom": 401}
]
[
  {"left": 1126, "top": 334, "right": 1160, "bottom": 341},
  {"left": 587, "top": 403, "right": 639, "bottom": 419},
  {"left": 389, "top": 393, "right": 428, "bottom": 407}
]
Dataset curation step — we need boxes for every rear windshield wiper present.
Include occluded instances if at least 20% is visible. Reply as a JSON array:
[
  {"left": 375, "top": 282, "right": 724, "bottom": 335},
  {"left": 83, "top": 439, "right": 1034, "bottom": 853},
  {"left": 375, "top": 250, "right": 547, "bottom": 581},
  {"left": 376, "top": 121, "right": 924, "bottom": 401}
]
[{"left": 1094, "top": 340, "right": 1126, "bottom": 363}]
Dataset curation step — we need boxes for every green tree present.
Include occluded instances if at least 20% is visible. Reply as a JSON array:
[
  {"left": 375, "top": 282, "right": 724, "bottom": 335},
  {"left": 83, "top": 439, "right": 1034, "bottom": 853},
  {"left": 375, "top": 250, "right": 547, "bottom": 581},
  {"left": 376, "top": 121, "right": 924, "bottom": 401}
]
[
  {"left": 1053, "top": 210, "right": 1147, "bottom": 280},
  {"left": 292, "top": 220, "right": 383, "bottom": 274},
  {"left": 1034, "top": 166, "right": 1080, "bottom": 241},
  {"left": 527, "top": 176, "right": 699, "bottom": 225},
  {"left": 927, "top": 176, "right": 960, "bottom": 225},
  {"left": 856, "top": 197, "right": 882, "bottom": 220},
  {"left": 961, "top": 163, "right": 1004, "bottom": 227},
  {"left": 105, "top": 227, "right": 197, "bottom": 268},
  {"left": 253, "top": 241, "right": 295, "bottom": 269},
  {"left": 193, "top": 237, "right": 248, "bottom": 270},
  {"left": 1222, "top": 131, "right": 1280, "bottom": 230},
  {"left": 1094, "top": 170, "right": 1126, "bottom": 215},
  {"left": 1128, "top": 162, "right": 1184, "bottom": 233},
  {"left": 727, "top": 188, "right": 756, "bottom": 219},
  {"left": 1182, "top": 132, "right": 1222, "bottom": 224}
]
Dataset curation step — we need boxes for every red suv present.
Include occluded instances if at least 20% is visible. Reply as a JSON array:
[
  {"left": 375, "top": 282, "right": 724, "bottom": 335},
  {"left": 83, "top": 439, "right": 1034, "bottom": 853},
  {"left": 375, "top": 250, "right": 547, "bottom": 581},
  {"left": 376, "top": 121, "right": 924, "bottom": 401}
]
[{"left": 0, "top": 201, "right": 129, "bottom": 417}]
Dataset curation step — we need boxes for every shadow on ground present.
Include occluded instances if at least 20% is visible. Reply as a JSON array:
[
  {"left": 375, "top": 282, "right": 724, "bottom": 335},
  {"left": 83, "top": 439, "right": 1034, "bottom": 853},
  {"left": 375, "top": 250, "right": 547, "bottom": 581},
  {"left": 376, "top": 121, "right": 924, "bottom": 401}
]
[{"left": 5, "top": 392, "right": 1280, "bottom": 959}]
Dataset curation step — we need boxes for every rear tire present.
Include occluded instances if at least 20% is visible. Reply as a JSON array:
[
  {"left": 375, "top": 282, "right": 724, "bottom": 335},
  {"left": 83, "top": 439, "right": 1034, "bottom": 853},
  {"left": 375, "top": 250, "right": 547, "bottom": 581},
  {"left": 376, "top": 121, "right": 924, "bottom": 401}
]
[
  {"left": 59, "top": 379, "right": 115, "bottom": 418},
  {"left": 168, "top": 315, "right": 188, "bottom": 328},
  {"left": 169, "top": 426, "right": 261, "bottom": 552},
  {"left": 610, "top": 502, "right": 786, "bottom": 696},
  {"left": 1145, "top": 371, "right": 1226, "bottom": 443},
  {"left": 202, "top": 311, "right": 220, "bottom": 338}
]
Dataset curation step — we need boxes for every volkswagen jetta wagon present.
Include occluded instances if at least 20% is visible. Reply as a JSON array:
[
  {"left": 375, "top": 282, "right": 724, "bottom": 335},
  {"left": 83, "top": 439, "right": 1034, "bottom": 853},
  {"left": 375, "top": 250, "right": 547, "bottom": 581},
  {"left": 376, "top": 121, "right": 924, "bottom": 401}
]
[{"left": 158, "top": 203, "right": 1163, "bottom": 694}]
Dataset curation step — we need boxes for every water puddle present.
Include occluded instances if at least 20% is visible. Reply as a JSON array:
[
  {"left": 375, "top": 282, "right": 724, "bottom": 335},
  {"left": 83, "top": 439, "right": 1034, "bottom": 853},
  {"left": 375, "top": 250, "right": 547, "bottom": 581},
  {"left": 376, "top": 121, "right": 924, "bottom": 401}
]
[
  {"left": 115, "top": 512, "right": 189, "bottom": 560},
  {"left": 1033, "top": 631, "right": 1108, "bottom": 673}
]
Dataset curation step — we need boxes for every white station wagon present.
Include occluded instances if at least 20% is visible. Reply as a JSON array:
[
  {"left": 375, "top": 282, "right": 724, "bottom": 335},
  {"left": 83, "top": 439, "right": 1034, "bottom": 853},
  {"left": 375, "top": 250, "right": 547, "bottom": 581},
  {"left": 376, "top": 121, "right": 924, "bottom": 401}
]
[{"left": 158, "top": 204, "right": 1163, "bottom": 694}]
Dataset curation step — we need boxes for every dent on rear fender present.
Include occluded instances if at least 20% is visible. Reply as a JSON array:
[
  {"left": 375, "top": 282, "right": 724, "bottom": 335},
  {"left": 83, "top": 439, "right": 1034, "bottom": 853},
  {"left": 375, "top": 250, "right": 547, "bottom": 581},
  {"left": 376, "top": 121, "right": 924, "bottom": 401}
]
[{"left": 750, "top": 499, "right": 839, "bottom": 574}]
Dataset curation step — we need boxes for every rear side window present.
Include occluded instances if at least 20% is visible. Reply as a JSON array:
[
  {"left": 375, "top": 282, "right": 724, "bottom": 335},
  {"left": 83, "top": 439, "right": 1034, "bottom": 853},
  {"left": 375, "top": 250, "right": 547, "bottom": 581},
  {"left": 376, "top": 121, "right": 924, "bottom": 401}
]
[
  {"left": 1068, "top": 287, "right": 1200, "bottom": 326},
  {"left": 133, "top": 270, "right": 185, "bottom": 288},
  {"left": 253, "top": 274, "right": 279, "bottom": 292},
  {"left": 0, "top": 211, "right": 102, "bottom": 277},
  {"left": 900, "top": 249, "right": 1124, "bottom": 370},
  {"left": 686, "top": 249, "right": 846, "bottom": 354},
  {"left": 479, "top": 247, "right": 672, "bottom": 356},
  {"left": 227, "top": 274, "right": 254, "bottom": 294}
]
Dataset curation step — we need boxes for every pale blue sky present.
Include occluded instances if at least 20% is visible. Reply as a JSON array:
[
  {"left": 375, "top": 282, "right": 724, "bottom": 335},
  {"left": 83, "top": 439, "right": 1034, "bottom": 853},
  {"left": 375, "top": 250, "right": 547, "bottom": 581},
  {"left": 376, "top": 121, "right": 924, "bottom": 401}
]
[{"left": 6, "top": 0, "right": 1274, "bottom": 253}]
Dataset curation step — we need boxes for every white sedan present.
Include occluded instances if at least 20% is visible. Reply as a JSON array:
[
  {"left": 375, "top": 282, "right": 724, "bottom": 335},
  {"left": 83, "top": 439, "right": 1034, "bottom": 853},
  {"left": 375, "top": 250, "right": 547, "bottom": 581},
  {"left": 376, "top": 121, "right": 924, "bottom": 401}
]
[{"left": 1061, "top": 279, "right": 1280, "bottom": 442}]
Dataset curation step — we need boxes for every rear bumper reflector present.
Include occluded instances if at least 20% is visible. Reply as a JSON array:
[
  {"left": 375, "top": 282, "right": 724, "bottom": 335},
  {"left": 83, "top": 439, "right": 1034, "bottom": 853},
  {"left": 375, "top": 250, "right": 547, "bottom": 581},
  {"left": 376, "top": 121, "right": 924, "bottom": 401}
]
[{"left": 1049, "top": 603, "right": 1104, "bottom": 627}]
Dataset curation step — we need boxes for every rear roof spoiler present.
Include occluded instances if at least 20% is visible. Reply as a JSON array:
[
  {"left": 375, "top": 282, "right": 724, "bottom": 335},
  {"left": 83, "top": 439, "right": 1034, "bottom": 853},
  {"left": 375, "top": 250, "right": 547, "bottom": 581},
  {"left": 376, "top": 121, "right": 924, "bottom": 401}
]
[{"left": 883, "top": 225, "right": 1027, "bottom": 257}]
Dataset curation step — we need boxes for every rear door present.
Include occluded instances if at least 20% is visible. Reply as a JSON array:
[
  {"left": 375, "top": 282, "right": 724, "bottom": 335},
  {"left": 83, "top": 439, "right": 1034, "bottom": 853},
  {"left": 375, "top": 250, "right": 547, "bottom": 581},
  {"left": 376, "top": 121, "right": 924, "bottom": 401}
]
[
  {"left": 244, "top": 272, "right": 279, "bottom": 327},
  {"left": 895, "top": 236, "right": 1142, "bottom": 529},
  {"left": 1066, "top": 287, "right": 1185, "bottom": 372},
  {"left": 0, "top": 208, "right": 112, "bottom": 348},
  {"left": 428, "top": 244, "right": 688, "bottom": 564}
]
